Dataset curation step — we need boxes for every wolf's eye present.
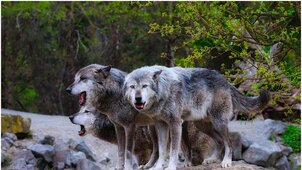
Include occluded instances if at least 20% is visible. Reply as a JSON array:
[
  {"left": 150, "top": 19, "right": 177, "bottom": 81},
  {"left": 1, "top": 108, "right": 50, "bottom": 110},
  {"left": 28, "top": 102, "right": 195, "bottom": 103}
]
[
  {"left": 130, "top": 85, "right": 135, "bottom": 89},
  {"left": 142, "top": 84, "right": 148, "bottom": 88}
]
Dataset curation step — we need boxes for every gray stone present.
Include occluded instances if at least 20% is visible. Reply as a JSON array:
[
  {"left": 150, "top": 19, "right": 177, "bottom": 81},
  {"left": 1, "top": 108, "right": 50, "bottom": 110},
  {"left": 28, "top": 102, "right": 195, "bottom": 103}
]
[
  {"left": 275, "top": 156, "right": 290, "bottom": 170},
  {"left": 9, "top": 158, "right": 27, "bottom": 169},
  {"left": 53, "top": 150, "right": 72, "bottom": 169},
  {"left": 2, "top": 132, "right": 17, "bottom": 141},
  {"left": 73, "top": 140, "right": 96, "bottom": 161},
  {"left": 100, "top": 156, "right": 110, "bottom": 165},
  {"left": 289, "top": 153, "right": 301, "bottom": 170},
  {"left": 40, "top": 135, "right": 55, "bottom": 146},
  {"left": 1, "top": 138, "right": 12, "bottom": 151},
  {"left": 54, "top": 140, "right": 69, "bottom": 152},
  {"left": 57, "top": 162, "right": 65, "bottom": 170},
  {"left": 280, "top": 145, "right": 293, "bottom": 156},
  {"left": 26, "top": 164, "right": 35, "bottom": 170},
  {"left": 240, "top": 133, "right": 253, "bottom": 149},
  {"left": 13, "top": 149, "right": 37, "bottom": 166},
  {"left": 243, "top": 140, "right": 283, "bottom": 167},
  {"left": 27, "top": 143, "right": 54, "bottom": 162},
  {"left": 70, "top": 151, "right": 86, "bottom": 166},
  {"left": 76, "top": 159, "right": 101, "bottom": 170},
  {"left": 263, "top": 119, "right": 286, "bottom": 137}
]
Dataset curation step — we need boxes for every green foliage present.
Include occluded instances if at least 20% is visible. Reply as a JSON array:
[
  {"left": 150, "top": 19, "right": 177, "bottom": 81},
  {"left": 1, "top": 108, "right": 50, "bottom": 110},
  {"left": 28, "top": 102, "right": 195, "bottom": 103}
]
[
  {"left": 282, "top": 125, "right": 301, "bottom": 153},
  {"left": 1, "top": 155, "right": 11, "bottom": 167}
]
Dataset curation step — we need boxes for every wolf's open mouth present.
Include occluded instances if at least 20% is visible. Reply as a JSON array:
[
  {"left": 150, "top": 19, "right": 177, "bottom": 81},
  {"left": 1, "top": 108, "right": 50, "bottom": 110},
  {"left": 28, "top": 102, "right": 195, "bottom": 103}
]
[
  {"left": 135, "top": 102, "right": 145, "bottom": 110},
  {"left": 79, "top": 92, "right": 86, "bottom": 106},
  {"left": 78, "top": 125, "right": 86, "bottom": 136}
]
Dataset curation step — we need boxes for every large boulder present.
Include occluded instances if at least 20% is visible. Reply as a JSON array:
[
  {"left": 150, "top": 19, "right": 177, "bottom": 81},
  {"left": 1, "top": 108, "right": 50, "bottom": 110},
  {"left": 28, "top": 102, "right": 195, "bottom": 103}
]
[
  {"left": 1, "top": 114, "right": 31, "bottom": 134},
  {"left": 242, "top": 140, "right": 283, "bottom": 167},
  {"left": 27, "top": 143, "right": 55, "bottom": 162}
]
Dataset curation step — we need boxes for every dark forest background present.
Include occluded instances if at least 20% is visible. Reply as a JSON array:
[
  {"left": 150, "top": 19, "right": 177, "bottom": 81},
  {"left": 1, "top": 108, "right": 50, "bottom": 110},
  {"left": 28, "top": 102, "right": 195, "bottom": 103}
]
[{"left": 1, "top": 2, "right": 300, "bottom": 121}]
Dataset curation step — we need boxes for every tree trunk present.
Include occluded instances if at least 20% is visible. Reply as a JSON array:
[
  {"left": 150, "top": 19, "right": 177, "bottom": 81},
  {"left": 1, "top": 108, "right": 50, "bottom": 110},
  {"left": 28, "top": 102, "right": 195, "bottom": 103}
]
[{"left": 59, "top": 2, "right": 79, "bottom": 115}]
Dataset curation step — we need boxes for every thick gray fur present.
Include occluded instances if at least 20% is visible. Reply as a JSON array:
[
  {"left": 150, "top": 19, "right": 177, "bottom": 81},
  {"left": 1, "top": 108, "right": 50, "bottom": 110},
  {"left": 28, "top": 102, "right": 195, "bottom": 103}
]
[
  {"left": 124, "top": 65, "right": 270, "bottom": 170},
  {"left": 67, "top": 64, "right": 158, "bottom": 170}
]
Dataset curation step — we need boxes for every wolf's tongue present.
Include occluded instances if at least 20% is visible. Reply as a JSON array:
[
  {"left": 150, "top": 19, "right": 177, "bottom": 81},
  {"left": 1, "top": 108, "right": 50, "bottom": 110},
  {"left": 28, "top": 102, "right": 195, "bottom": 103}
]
[
  {"left": 135, "top": 103, "right": 144, "bottom": 110},
  {"left": 79, "top": 92, "right": 86, "bottom": 106}
]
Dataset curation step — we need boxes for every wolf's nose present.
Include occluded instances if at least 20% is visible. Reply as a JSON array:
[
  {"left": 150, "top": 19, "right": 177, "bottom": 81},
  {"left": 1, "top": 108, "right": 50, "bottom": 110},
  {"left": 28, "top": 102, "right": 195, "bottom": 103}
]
[
  {"left": 69, "top": 116, "right": 74, "bottom": 122},
  {"left": 135, "top": 96, "right": 142, "bottom": 102},
  {"left": 66, "top": 87, "right": 72, "bottom": 94}
]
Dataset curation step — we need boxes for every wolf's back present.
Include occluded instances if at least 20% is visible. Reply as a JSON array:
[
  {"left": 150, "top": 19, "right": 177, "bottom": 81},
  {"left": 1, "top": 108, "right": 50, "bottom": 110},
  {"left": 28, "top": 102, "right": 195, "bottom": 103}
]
[{"left": 230, "top": 86, "right": 270, "bottom": 114}]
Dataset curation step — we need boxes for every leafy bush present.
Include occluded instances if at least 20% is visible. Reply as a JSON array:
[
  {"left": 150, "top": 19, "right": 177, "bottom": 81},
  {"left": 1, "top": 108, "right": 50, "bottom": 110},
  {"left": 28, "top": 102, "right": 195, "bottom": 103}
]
[{"left": 282, "top": 125, "right": 301, "bottom": 152}]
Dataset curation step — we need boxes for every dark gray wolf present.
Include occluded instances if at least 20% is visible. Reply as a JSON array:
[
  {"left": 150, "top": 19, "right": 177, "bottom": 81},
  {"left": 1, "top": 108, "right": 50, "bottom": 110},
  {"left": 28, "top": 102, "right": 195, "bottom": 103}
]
[
  {"left": 66, "top": 64, "right": 158, "bottom": 170},
  {"left": 69, "top": 105, "right": 157, "bottom": 166},
  {"left": 124, "top": 65, "right": 270, "bottom": 170}
]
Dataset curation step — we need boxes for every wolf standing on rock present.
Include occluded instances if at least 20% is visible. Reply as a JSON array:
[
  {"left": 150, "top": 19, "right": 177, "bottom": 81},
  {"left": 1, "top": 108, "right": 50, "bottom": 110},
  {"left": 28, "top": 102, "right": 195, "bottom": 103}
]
[{"left": 124, "top": 65, "right": 270, "bottom": 170}]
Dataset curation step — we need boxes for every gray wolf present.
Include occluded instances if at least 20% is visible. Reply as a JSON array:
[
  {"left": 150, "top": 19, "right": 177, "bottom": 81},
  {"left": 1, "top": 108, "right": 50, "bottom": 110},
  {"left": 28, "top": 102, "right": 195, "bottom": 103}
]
[
  {"left": 124, "top": 65, "right": 270, "bottom": 170},
  {"left": 66, "top": 64, "right": 158, "bottom": 170},
  {"left": 69, "top": 105, "right": 157, "bottom": 166}
]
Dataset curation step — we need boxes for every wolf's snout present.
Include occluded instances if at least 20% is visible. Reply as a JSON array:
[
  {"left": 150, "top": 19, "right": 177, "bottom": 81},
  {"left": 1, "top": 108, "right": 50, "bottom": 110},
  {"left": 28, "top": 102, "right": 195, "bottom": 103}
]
[
  {"left": 66, "top": 86, "right": 72, "bottom": 94},
  {"left": 135, "top": 96, "right": 142, "bottom": 102}
]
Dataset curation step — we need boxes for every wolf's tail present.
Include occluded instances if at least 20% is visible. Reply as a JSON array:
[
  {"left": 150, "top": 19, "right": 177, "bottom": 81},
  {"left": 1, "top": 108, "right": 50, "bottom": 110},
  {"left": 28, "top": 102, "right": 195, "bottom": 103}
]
[{"left": 231, "top": 86, "right": 270, "bottom": 115}]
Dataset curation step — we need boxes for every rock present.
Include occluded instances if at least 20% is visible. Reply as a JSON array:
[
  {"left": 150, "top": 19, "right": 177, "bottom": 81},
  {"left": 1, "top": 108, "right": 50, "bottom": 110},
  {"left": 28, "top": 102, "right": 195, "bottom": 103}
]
[
  {"left": 70, "top": 151, "right": 87, "bottom": 166},
  {"left": 12, "top": 149, "right": 37, "bottom": 166},
  {"left": 178, "top": 160, "right": 268, "bottom": 170},
  {"left": 76, "top": 159, "right": 101, "bottom": 170},
  {"left": 1, "top": 114, "right": 31, "bottom": 134},
  {"left": 54, "top": 140, "right": 69, "bottom": 152},
  {"left": 40, "top": 135, "right": 55, "bottom": 146},
  {"left": 27, "top": 143, "right": 54, "bottom": 162},
  {"left": 275, "top": 156, "right": 290, "bottom": 170},
  {"left": 243, "top": 140, "right": 283, "bottom": 167},
  {"left": 72, "top": 140, "right": 96, "bottom": 161},
  {"left": 2, "top": 132, "right": 17, "bottom": 142},
  {"left": 263, "top": 119, "right": 286, "bottom": 139},
  {"left": 280, "top": 145, "right": 293, "bottom": 156},
  {"left": 1, "top": 138, "right": 13, "bottom": 151},
  {"left": 100, "top": 156, "right": 110, "bottom": 165},
  {"left": 9, "top": 158, "right": 27, "bottom": 169},
  {"left": 240, "top": 133, "right": 253, "bottom": 150},
  {"left": 36, "top": 157, "right": 48, "bottom": 170},
  {"left": 230, "top": 132, "right": 242, "bottom": 160},
  {"left": 53, "top": 150, "right": 72, "bottom": 169},
  {"left": 289, "top": 153, "right": 301, "bottom": 170}
]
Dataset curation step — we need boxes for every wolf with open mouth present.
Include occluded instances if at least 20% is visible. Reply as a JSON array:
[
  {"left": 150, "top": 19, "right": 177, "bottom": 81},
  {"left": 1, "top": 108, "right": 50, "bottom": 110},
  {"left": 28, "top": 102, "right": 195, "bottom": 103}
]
[
  {"left": 69, "top": 104, "right": 160, "bottom": 167},
  {"left": 66, "top": 64, "right": 161, "bottom": 170}
]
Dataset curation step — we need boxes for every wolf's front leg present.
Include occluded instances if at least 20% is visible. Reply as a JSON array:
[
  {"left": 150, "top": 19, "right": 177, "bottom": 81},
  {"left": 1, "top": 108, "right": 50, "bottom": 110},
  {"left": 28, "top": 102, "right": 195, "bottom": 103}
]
[
  {"left": 125, "top": 124, "right": 136, "bottom": 170},
  {"left": 115, "top": 124, "right": 126, "bottom": 170},
  {"left": 165, "top": 120, "right": 183, "bottom": 170},
  {"left": 142, "top": 125, "right": 158, "bottom": 169},
  {"left": 150, "top": 121, "right": 169, "bottom": 170}
]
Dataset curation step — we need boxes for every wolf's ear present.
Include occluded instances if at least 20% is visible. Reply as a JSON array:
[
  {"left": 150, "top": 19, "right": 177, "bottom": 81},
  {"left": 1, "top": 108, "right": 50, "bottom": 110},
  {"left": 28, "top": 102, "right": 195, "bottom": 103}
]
[
  {"left": 95, "top": 65, "right": 112, "bottom": 78},
  {"left": 152, "top": 70, "right": 162, "bottom": 81}
]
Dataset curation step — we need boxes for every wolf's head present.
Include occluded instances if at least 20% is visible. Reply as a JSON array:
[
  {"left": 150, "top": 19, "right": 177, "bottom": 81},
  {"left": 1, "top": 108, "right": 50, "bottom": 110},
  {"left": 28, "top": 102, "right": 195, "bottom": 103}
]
[
  {"left": 69, "top": 105, "right": 98, "bottom": 136},
  {"left": 124, "top": 67, "right": 162, "bottom": 112},
  {"left": 66, "top": 64, "right": 112, "bottom": 106}
]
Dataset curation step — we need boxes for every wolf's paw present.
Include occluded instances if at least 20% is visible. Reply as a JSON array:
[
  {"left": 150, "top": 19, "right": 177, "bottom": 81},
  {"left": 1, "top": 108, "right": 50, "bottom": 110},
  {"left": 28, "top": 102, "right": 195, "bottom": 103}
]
[
  {"left": 202, "top": 158, "right": 218, "bottom": 165},
  {"left": 221, "top": 158, "right": 232, "bottom": 168}
]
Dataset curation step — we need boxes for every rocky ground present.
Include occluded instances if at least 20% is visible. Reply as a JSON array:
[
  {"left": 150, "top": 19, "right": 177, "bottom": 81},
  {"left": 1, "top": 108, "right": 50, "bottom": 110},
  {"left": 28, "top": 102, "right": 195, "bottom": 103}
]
[{"left": 1, "top": 108, "right": 301, "bottom": 170}]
